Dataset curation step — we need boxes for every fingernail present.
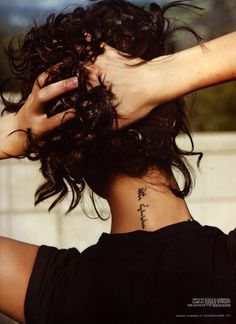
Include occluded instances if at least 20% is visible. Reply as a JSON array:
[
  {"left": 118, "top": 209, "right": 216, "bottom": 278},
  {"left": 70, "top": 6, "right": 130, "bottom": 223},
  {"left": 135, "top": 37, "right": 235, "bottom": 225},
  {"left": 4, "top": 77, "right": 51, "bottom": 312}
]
[
  {"left": 71, "top": 77, "right": 79, "bottom": 87},
  {"left": 84, "top": 32, "right": 92, "bottom": 42}
]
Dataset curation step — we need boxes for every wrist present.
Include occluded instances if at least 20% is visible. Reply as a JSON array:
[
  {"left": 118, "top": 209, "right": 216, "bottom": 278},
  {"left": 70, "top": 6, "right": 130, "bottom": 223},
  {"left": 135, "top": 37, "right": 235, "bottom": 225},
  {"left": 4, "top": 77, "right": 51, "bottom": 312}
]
[
  {"left": 0, "top": 114, "right": 29, "bottom": 159},
  {"left": 144, "top": 53, "right": 178, "bottom": 106}
]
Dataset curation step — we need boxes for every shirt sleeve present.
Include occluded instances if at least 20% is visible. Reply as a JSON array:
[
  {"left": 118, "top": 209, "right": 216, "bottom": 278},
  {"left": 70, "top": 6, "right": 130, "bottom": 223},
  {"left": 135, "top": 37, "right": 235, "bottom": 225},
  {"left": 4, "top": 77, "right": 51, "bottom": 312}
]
[{"left": 24, "top": 244, "right": 80, "bottom": 324}]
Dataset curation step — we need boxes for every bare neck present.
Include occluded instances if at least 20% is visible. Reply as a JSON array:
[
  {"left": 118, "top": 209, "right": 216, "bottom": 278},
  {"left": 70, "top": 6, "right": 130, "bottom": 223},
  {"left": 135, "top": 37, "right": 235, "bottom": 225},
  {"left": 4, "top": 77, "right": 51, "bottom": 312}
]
[{"left": 106, "top": 170, "right": 192, "bottom": 234}]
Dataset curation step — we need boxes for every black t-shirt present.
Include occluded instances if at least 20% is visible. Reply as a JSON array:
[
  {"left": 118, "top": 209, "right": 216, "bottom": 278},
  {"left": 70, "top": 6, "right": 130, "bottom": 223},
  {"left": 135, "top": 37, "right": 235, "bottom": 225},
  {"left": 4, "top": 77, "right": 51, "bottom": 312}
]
[{"left": 24, "top": 220, "right": 236, "bottom": 323}]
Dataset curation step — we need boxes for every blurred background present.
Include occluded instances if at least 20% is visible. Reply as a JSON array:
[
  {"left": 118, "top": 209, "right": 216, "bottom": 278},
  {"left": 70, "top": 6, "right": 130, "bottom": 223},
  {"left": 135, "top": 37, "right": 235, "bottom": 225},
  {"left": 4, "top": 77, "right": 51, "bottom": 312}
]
[{"left": 0, "top": 0, "right": 236, "bottom": 323}]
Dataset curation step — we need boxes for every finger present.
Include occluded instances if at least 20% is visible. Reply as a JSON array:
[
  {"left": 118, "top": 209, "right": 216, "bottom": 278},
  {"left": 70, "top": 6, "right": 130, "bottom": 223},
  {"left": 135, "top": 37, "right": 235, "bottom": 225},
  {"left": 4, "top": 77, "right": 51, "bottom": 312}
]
[
  {"left": 40, "top": 109, "right": 76, "bottom": 134},
  {"left": 84, "top": 32, "right": 92, "bottom": 42},
  {"left": 102, "top": 43, "right": 145, "bottom": 66},
  {"left": 32, "top": 71, "right": 49, "bottom": 94},
  {"left": 32, "top": 63, "right": 64, "bottom": 94},
  {"left": 32, "top": 77, "right": 79, "bottom": 111}
]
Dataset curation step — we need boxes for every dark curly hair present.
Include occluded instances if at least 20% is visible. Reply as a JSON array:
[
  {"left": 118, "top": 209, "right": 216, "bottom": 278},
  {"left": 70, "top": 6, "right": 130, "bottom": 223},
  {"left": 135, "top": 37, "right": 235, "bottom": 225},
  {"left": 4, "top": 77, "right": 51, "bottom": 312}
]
[{"left": 1, "top": 0, "right": 203, "bottom": 216}]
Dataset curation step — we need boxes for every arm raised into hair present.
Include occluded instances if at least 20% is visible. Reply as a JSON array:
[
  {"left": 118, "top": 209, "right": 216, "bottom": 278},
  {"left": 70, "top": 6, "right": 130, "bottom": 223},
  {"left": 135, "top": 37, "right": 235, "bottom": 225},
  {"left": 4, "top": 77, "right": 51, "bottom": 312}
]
[
  {"left": 0, "top": 75, "right": 79, "bottom": 323},
  {"left": 0, "top": 74, "right": 78, "bottom": 160},
  {"left": 92, "top": 32, "right": 236, "bottom": 128},
  {"left": 146, "top": 32, "right": 236, "bottom": 106}
]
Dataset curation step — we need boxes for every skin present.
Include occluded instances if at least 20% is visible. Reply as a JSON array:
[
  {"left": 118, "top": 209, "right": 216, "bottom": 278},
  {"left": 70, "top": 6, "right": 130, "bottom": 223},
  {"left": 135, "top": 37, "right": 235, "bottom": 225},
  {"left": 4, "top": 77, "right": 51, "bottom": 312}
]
[
  {"left": 0, "top": 32, "right": 235, "bottom": 323},
  {"left": 107, "top": 170, "right": 192, "bottom": 234},
  {"left": 92, "top": 32, "right": 236, "bottom": 127}
]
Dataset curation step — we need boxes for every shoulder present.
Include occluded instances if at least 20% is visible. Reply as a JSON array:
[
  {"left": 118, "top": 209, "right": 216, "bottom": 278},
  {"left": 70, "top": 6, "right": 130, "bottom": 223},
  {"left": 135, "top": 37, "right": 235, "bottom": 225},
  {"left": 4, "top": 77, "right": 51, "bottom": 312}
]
[{"left": 24, "top": 244, "right": 96, "bottom": 324}]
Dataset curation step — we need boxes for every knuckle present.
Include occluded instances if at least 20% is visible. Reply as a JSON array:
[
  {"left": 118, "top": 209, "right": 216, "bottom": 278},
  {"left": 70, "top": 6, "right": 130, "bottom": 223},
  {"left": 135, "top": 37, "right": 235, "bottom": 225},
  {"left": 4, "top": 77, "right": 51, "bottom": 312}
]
[
  {"left": 31, "top": 121, "right": 39, "bottom": 134},
  {"left": 61, "top": 78, "right": 77, "bottom": 90},
  {"left": 61, "top": 79, "right": 72, "bottom": 90},
  {"left": 61, "top": 80, "right": 69, "bottom": 90},
  {"left": 35, "top": 91, "right": 44, "bottom": 103}
]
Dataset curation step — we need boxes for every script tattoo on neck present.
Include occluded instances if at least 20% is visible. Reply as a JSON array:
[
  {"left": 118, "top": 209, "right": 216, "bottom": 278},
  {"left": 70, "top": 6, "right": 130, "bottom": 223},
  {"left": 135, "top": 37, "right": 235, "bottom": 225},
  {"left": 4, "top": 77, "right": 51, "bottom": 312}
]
[
  {"left": 138, "top": 187, "right": 147, "bottom": 201},
  {"left": 137, "top": 187, "right": 148, "bottom": 229}
]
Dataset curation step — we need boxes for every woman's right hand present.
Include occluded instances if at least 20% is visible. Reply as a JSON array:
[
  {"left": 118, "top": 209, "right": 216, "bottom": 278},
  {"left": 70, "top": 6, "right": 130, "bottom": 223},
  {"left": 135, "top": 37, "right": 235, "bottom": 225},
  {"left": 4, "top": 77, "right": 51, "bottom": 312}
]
[
  {"left": 86, "top": 43, "right": 155, "bottom": 128},
  {"left": 0, "top": 73, "right": 78, "bottom": 159}
]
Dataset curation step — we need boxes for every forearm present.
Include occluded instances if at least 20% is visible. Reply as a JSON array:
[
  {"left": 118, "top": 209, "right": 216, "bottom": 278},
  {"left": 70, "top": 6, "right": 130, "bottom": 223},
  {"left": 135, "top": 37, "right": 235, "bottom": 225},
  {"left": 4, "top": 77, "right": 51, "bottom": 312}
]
[{"left": 146, "top": 32, "right": 236, "bottom": 105}]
